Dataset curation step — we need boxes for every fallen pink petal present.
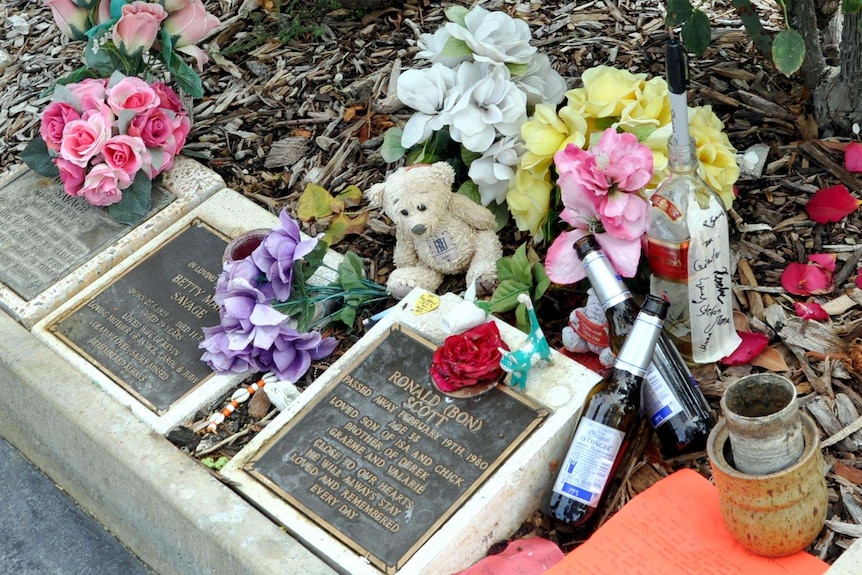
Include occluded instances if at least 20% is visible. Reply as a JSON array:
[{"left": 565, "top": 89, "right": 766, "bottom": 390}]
[
  {"left": 793, "top": 301, "right": 829, "bottom": 321},
  {"left": 780, "top": 261, "right": 834, "bottom": 295},
  {"left": 845, "top": 141, "right": 862, "bottom": 173},
  {"left": 805, "top": 184, "right": 861, "bottom": 224},
  {"left": 720, "top": 331, "right": 769, "bottom": 366}
]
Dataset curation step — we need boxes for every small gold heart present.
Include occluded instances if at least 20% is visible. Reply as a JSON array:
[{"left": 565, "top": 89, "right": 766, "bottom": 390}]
[{"left": 413, "top": 293, "right": 440, "bottom": 315}]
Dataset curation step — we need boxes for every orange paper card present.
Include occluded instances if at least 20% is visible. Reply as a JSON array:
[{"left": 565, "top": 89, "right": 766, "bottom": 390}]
[{"left": 546, "top": 469, "right": 829, "bottom": 575}]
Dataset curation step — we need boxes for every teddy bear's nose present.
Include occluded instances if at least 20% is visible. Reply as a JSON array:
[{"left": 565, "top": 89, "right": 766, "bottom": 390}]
[{"left": 411, "top": 224, "right": 427, "bottom": 235}]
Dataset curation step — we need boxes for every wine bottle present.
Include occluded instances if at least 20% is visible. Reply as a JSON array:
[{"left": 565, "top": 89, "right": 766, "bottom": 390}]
[
  {"left": 574, "top": 234, "right": 713, "bottom": 457},
  {"left": 646, "top": 37, "right": 741, "bottom": 365},
  {"left": 547, "top": 294, "right": 666, "bottom": 531}
]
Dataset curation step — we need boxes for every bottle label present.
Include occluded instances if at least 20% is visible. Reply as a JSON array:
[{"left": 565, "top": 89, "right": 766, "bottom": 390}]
[
  {"left": 573, "top": 310, "right": 610, "bottom": 348},
  {"left": 647, "top": 237, "right": 690, "bottom": 282},
  {"left": 643, "top": 365, "right": 682, "bottom": 428},
  {"left": 552, "top": 418, "right": 624, "bottom": 508},
  {"left": 651, "top": 193, "right": 684, "bottom": 222},
  {"left": 686, "top": 198, "right": 742, "bottom": 363}
]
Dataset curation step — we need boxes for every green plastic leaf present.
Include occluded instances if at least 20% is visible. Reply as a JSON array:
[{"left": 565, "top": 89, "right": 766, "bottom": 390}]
[
  {"left": 593, "top": 117, "right": 618, "bottom": 131},
  {"left": 381, "top": 127, "right": 406, "bottom": 163},
  {"left": 21, "top": 138, "right": 60, "bottom": 178},
  {"left": 445, "top": 5, "right": 469, "bottom": 26},
  {"left": 772, "top": 28, "right": 805, "bottom": 77},
  {"left": 486, "top": 200, "right": 510, "bottom": 232},
  {"left": 843, "top": 0, "right": 862, "bottom": 12},
  {"left": 168, "top": 56, "right": 203, "bottom": 98},
  {"left": 628, "top": 123, "right": 657, "bottom": 142},
  {"left": 514, "top": 302, "right": 529, "bottom": 333},
  {"left": 338, "top": 252, "right": 367, "bottom": 291},
  {"left": 53, "top": 66, "right": 96, "bottom": 92},
  {"left": 460, "top": 147, "right": 481, "bottom": 167},
  {"left": 666, "top": 0, "right": 694, "bottom": 25},
  {"left": 531, "top": 262, "right": 551, "bottom": 300},
  {"left": 488, "top": 278, "right": 529, "bottom": 313},
  {"left": 108, "top": 172, "right": 151, "bottom": 225},
  {"left": 506, "top": 62, "right": 529, "bottom": 77},
  {"left": 85, "top": 31, "right": 118, "bottom": 75},
  {"left": 159, "top": 27, "right": 173, "bottom": 69},
  {"left": 456, "top": 180, "right": 481, "bottom": 204},
  {"left": 439, "top": 37, "right": 472, "bottom": 60},
  {"left": 681, "top": 9, "right": 711, "bottom": 56},
  {"left": 508, "top": 244, "right": 533, "bottom": 284}
]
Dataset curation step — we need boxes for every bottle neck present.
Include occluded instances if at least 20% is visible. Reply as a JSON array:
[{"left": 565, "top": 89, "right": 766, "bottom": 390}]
[
  {"left": 614, "top": 311, "right": 664, "bottom": 378},
  {"left": 666, "top": 137, "right": 698, "bottom": 175},
  {"left": 580, "top": 249, "right": 633, "bottom": 310}
]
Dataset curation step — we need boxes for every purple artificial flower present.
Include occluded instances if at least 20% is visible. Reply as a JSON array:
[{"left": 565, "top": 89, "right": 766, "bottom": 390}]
[
  {"left": 214, "top": 256, "right": 272, "bottom": 311},
  {"left": 199, "top": 324, "right": 257, "bottom": 375},
  {"left": 251, "top": 209, "right": 318, "bottom": 301},
  {"left": 253, "top": 324, "right": 338, "bottom": 382}
]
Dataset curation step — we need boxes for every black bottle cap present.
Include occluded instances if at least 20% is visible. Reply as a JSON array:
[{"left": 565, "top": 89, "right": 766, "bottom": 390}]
[
  {"left": 641, "top": 294, "right": 669, "bottom": 320},
  {"left": 574, "top": 234, "right": 601, "bottom": 259}
]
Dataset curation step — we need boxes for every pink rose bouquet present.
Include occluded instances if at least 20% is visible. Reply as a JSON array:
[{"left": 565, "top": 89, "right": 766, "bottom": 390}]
[
  {"left": 43, "top": 0, "right": 219, "bottom": 97},
  {"left": 544, "top": 128, "right": 654, "bottom": 284},
  {"left": 23, "top": 72, "right": 191, "bottom": 223}
]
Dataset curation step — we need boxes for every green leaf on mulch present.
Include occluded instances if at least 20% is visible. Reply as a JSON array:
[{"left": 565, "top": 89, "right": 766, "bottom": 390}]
[
  {"left": 108, "top": 172, "right": 151, "bottom": 225},
  {"left": 681, "top": 9, "right": 711, "bottom": 56},
  {"left": 381, "top": 127, "right": 406, "bottom": 163},
  {"left": 772, "top": 28, "right": 805, "bottom": 76},
  {"left": 21, "top": 137, "right": 59, "bottom": 178},
  {"left": 666, "top": 0, "right": 694, "bottom": 26}
]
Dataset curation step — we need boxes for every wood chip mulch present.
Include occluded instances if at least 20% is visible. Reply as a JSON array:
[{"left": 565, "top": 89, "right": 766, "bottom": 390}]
[{"left": 3, "top": 0, "right": 862, "bottom": 565}]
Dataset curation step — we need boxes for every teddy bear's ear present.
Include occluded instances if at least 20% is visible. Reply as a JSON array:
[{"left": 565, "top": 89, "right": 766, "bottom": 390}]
[
  {"left": 429, "top": 161, "right": 456, "bottom": 190},
  {"left": 365, "top": 182, "right": 386, "bottom": 209}
]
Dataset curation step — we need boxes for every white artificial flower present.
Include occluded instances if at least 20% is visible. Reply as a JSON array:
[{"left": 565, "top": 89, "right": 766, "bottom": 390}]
[
  {"left": 397, "top": 63, "right": 458, "bottom": 148},
  {"left": 447, "top": 61, "right": 528, "bottom": 153},
  {"left": 416, "top": 27, "right": 472, "bottom": 68},
  {"left": 468, "top": 134, "right": 523, "bottom": 205},
  {"left": 514, "top": 53, "right": 567, "bottom": 107},
  {"left": 447, "top": 5, "right": 536, "bottom": 66}
]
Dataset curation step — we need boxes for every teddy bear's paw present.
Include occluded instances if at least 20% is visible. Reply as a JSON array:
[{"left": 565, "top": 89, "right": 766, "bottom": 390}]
[
  {"left": 471, "top": 271, "right": 498, "bottom": 296},
  {"left": 387, "top": 279, "right": 417, "bottom": 300}
]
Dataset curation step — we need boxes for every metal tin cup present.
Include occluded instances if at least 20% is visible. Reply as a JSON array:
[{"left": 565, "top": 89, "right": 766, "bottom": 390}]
[{"left": 720, "top": 373, "right": 804, "bottom": 475}]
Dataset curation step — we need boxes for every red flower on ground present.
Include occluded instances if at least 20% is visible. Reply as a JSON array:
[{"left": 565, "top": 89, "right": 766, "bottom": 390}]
[
  {"left": 430, "top": 321, "right": 509, "bottom": 393},
  {"left": 805, "top": 184, "right": 861, "bottom": 224}
]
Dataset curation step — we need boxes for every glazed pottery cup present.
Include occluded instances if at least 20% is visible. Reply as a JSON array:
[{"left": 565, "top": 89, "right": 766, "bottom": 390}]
[
  {"left": 223, "top": 229, "right": 270, "bottom": 263},
  {"left": 720, "top": 373, "right": 804, "bottom": 475},
  {"left": 707, "top": 412, "right": 827, "bottom": 557}
]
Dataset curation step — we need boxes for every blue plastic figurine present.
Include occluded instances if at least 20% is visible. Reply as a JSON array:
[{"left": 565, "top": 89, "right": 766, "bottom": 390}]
[{"left": 499, "top": 293, "right": 553, "bottom": 390}]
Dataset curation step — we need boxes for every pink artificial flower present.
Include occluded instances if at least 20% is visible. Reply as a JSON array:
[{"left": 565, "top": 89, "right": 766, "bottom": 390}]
[
  {"left": 67, "top": 77, "right": 108, "bottom": 111},
  {"left": 151, "top": 82, "right": 185, "bottom": 114},
  {"left": 170, "top": 113, "right": 191, "bottom": 154},
  {"left": 107, "top": 76, "right": 160, "bottom": 115},
  {"left": 597, "top": 190, "right": 649, "bottom": 240},
  {"left": 545, "top": 228, "right": 643, "bottom": 285},
  {"left": 555, "top": 144, "right": 610, "bottom": 198},
  {"left": 45, "top": 0, "right": 90, "bottom": 41},
  {"left": 112, "top": 1, "right": 167, "bottom": 57},
  {"left": 40, "top": 102, "right": 81, "bottom": 152},
  {"left": 845, "top": 142, "right": 862, "bottom": 173},
  {"left": 163, "top": 0, "right": 220, "bottom": 70},
  {"left": 55, "top": 157, "right": 86, "bottom": 197},
  {"left": 59, "top": 110, "right": 111, "bottom": 168},
  {"left": 79, "top": 163, "right": 124, "bottom": 206},
  {"left": 589, "top": 128, "right": 654, "bottom": 192},
  {"left": 95, "top": 0, "right": 111, "bottom": 24},
  {"left": 102, "top": 135, "right": 146, "bottom": 187},
  {"left": 128, "top": 108, "right": 173, "bottom": 147}
]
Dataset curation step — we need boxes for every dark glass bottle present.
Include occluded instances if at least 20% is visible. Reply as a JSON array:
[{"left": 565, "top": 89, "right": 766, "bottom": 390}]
[
  {"left": 547, "top": 294, "right": 667, "bottom": 531},
  {"left": 574, "top": 234, "right": 713, "bottom": 457}
]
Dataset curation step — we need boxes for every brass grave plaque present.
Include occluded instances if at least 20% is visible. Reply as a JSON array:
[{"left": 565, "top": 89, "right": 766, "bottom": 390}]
[
  {"left": 49, "top": 222, "right": 225, "bottom": 414},
  {"left": 247, "top": 324, "right": 548, "bottom": 574},
  {"left": 0, "top": 169, "right": 173, "bottom": 301}
]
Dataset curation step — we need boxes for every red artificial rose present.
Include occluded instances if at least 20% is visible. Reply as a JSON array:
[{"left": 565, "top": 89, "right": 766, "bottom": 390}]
[{"left": 429, "top": 321, "right": 509, "bottom": 393}]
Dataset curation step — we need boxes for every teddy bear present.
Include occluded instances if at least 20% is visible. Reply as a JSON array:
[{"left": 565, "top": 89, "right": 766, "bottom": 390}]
[
  {"left": 561, "top": 288, "right": 615, "bottom": 367},
  {"left": 364, "top": 162, "right": 502, "bottom": 299}
]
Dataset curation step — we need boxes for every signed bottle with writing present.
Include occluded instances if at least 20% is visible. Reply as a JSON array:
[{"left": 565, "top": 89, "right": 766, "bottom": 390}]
[
  {"left": 647, "top": 137, "right": 741, "bottom": 365},
  {"left": 574, "top": 234, "right": 713, "bottom": 458},
  {"left": 547, "top": 295, "right": 666, "bottom": 531}
]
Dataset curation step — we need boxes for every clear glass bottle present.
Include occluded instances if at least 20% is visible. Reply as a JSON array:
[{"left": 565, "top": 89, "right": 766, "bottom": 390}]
[
  {"left": 574, "top": 234, "right": 713, "bottom": 458},
  {"left": 546, "top": 295, "right": 666, "bottom": 533},
  {"left": 647, "top": 137, "right": 740, "bottom": 365}
]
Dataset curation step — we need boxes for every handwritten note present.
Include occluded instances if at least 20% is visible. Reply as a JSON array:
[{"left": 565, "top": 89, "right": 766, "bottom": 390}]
[{"left": 546, "top": 469, "right": 829, "bottom": 575}]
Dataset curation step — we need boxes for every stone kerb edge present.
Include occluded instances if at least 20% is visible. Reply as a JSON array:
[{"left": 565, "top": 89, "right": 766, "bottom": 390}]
[
  {"left": 30, "top": 188, "right": 331, "bottom": 435},
  {"left": 222, "top": 288, "right": 601, "bottom": 575},
  {"left": 0, "top": 308, "right": 339, "bottom": 575},
  {"left": 0, "top": 156, "right": 224, "bottom": 329}
]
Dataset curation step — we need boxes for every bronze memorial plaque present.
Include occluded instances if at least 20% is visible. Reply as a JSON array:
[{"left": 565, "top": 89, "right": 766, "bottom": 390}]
[
  {"left": 0, "top": 169, "right": 172, "bottom": 301},
  {"left": 247, "top": 324, "right": 548, "bottom": 574},
  {"left": 49, "top": 222, "right": 225, "bottom": 414}
]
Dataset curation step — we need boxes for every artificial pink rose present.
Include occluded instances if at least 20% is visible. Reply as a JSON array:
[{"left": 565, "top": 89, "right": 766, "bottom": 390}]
[
  {"left": 59, "top": 111, "right": 111, "bottom": 168},
  {"left": 106, "top": 76, "right": 160, "bottom": 115},
  {"left": 102, "top": 134, "right": 146, "bottom": 187},
  {"left": 596, "top": 191, "right": 649, "bottom": 241},
  {"left": 95, "top": 0, "right": 111, "bottom": 24},
  {"left": 45, "top": 0, "right": 90, "bottom": 40},
  {"left": 55, "top": 157, "right": 86, "bottom": 197},
  {"left": 429, "top": 322, "right": 509, "bottom": 393},
  {"left": 589, "top": 128, "right": 653, "bottom": 192},
  {"left": 67, "top": 77, "right": 108, "bottom": 111},
  {"left": 555, "top": 144, "right": 609, "bottom": 198},
  {"left": 79, "top": 163, "right": 124, "bottom": 206},
  {"left": 128, "top": 108, "right": 173, "bottom": 147},
  {"left": 40, "top": 102, "right": 81, "bottom": 152},
  {"left": 171, "top": 113, "right": 191, "bottom": 154},
  {"left": 163, "top": 0, "right": 220, "bottom": 70},
  {"left": 113, "top": 1, "right": 167, "bottom": 57},
  {"left": 151, "top": 82, "right": 185, "bottom": 113}
]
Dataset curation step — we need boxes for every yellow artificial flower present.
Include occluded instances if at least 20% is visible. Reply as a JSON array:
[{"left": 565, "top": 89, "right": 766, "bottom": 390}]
[
  {"left": 506, "top": 164, "right": 553, "bottom": 239},
  {"left": 520, "top": 104, "right": 588, "bottom": 171},
  {"left": 689, "top": 105, "right": 739, "bottom": 208},
  {"left": 618, "top": 77, "right": 671, "bottom": 135},
  {"left": 577, "top": 65, "right": 647, "bottom": 119}
]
